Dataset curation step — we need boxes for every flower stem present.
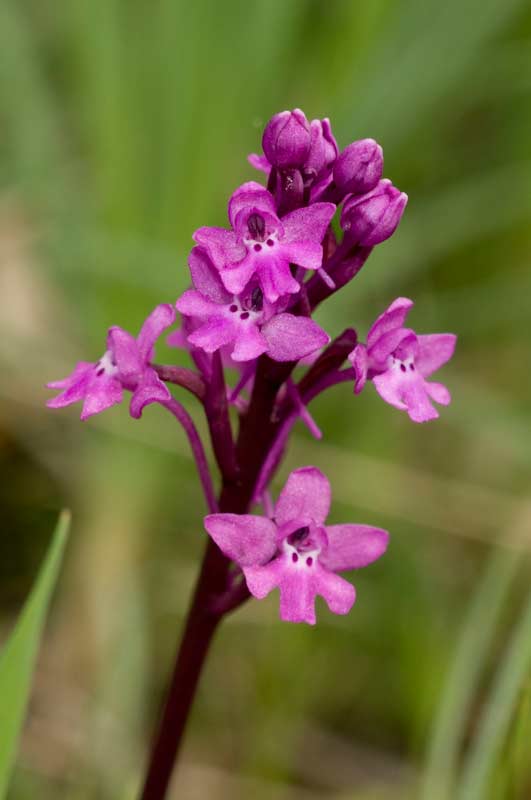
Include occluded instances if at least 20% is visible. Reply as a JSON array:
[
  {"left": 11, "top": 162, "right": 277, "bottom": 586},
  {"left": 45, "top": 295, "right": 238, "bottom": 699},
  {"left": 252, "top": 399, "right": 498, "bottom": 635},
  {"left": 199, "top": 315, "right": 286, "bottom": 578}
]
[
  {"left": 139, "top": 540, "right": 230, "bottom": 800},
  {"left": 139, "top": 354, "right": 296, "bottom": 800}
]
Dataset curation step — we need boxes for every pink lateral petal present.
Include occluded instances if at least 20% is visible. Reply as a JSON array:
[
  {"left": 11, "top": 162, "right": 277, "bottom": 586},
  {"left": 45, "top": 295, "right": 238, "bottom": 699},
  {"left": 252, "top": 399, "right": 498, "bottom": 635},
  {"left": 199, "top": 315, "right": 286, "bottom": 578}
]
[
  {"left": 281, "top": 240, "right": 323, "bottom": 271},
  {"left": 205, "top": 514, "right": 278, "bottom": 567},
  {"left": 176, "top": 289, "right": 222, "bottom": 318},
  {"left": 262, "top": 313, "right": 329, "bottom": 362},
  {"left": 281, "top": 203, "right": 336, "bottom": 245},
  {"left": 320, "top": 525, "right": 389, "bottom": 572},
  {"left": 188, "top": 247, "right": 232, "bottom": 304},
  {"left": 416, "top": 333, "right": 457, "bottom": 377}
]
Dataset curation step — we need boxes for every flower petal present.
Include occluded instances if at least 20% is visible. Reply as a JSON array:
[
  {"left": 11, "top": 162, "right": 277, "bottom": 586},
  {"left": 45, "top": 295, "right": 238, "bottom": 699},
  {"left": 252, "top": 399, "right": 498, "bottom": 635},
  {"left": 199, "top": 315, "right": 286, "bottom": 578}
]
[
  {"left": 348, "top": 344, "right": 368, "bottom": 394},
  {"left": 416, "top": 334, "right": 457, "bottom": 377},
  {"left": 275, "top": 466, "right": 331, "bottom": 527},
  {"left": 137, "top": 304, "right": 176, "bottom": 363},
  {"left": 402, "top": 381, "right": 439, "bottom": 422},
  {"left": 187, "top": 318, "right": 237, "bottom": 354},
  {"left": 262, "top": 313, "right": 329, "bottom": 362},
  {"left": 281, "top": 203, "right": 336, "bottom": 245},
  {"left": 193, "top": 227, "right": 246, "bottom": 270},
  {"left": 320, "top": 524, "right": 389, "bottom": 572},
  {"left": 426, "top": 380, "right": 451, "bottom": 405},
  {"left": 256, "top": 256, "right": 300, "bottom": 303},
  {"left": 366, "top": 297, "right": 413, "bottom": 349},
  {"left": 129, "top": 370, "right": 171, "bottom": 419},
  {"left": 218, "top": 257, "right": 257, "bottom": 297},
  {"left": 204, "top": 514, "right": 278, "bottom": 567},
  {"left": 188, "top": 246, "right": 232, "bottom": 303},
  {"left": 80, "top": 375, "right": 123, "bottom": 420},
  {"left": 280, "top": 240, "right": 323, "bottom": 271},
  {"left": 176, "top": 289, "right": 222, "bottom": 318},
  {"left": 228, "top": 182, "right": 276, "bottom": 228},
  {"left": 107, "top": 327, "right": 142, "bottom": 383},
  {"left": 46, "top": 362, "right": 93, "bottom": 390},
  {"left": 313, "top": 566, "right": 356, "bottom": 616},
  {"left": 247, "top": 153, "right": 271, "bottom": 175},
  {"left": 231, "top": 326, "right": 268, "bottom": 362}
]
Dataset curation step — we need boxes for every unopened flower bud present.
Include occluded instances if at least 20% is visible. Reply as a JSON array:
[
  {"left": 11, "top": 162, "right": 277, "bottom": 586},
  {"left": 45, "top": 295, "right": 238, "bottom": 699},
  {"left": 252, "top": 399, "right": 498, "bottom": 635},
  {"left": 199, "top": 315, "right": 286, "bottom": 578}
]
[
  {"left": 262, "top": 109, "right": 311, "bottom": 169},
  {"left": 334, "top": 139, "right": 383, "bottom": 196},
  {"left": 340, "top": 179, "right": 407, "bottom": 246},
  {"left": 305, "top": 118, "right": 338, "bottom": 179}
]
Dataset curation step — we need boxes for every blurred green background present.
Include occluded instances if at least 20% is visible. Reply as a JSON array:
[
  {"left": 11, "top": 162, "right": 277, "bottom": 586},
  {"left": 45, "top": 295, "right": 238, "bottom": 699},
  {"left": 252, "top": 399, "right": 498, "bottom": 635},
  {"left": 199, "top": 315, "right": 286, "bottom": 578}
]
[{"left": 1, "top": 0, "right": 531, "bottom": 798}]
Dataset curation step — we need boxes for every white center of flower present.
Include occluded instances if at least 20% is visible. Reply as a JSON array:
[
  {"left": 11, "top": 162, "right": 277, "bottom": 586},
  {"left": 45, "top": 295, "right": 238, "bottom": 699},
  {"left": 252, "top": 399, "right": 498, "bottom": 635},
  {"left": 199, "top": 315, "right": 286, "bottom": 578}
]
[
  {"left": 284, "top": 541, "right": 320, "bottom": 570},
  {"left": 225, "top": 287, "right": 265, "bottom": 325},
  {"left": 94, "top": 350, "right": 118, "bottom": 378}
]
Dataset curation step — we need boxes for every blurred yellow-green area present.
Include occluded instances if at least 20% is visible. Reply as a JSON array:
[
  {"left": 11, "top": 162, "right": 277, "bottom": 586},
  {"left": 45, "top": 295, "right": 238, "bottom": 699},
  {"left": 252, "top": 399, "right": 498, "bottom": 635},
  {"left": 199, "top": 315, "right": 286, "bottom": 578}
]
[{"left": 1, "top": 1, "right": 531, "bottom": 798}]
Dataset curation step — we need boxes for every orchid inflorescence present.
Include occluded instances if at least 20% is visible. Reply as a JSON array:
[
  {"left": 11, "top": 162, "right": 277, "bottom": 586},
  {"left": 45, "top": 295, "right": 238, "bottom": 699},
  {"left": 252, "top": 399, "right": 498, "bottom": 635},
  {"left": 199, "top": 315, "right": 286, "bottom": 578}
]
[{"left": 47, "top": 109, "right": 456, "bottom": 626}]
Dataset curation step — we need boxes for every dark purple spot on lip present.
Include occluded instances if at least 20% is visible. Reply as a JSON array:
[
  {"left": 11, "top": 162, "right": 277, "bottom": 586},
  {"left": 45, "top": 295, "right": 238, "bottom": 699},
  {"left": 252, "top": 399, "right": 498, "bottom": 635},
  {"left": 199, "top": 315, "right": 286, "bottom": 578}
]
[
  {"left": 229, "top": 304, "right": 238, "bottom": 313},
  {"left": 253, "top": 243, "right": 262, "bottom": 252},
  {"left": 240, "top": 311, "right": 250, "bottom": 320},
  {"left": 266, "top": 238, "right": 274, "bottom": 247},
  {"left": 410, "top": 363, "right": 415, "bottom": 371},
  {"left": 306, "top": 556, "right": 313, "bottom": 567},
  {"left": 292, "top": 552, "right": 299, "bottom": 563},
  {"left": 95, "top": 367, "right": 105, "bottom": 377},
  {"left": 400, "top": 363, "right": 407, "bottom": 372}
]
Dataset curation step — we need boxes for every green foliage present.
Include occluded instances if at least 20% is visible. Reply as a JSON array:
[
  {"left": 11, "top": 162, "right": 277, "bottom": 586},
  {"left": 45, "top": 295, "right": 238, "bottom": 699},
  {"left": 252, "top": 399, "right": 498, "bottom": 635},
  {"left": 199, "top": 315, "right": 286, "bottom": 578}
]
[{"left": 0, "top": 512, "right": 70, "bottom": 799}]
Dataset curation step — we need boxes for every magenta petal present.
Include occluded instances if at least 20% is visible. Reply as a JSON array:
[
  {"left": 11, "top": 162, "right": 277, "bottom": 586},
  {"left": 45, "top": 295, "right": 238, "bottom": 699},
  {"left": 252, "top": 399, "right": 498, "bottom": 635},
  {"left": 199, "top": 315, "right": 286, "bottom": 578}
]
[
  {"left": 231, "top": 326, "right": 268, "bottom": 362},
  {"left": 320, "top": 525, "right": 389, "bottom": 572},
  {"left": 262, "top": 313, "right": 329, "bottom": 362},
  {"left": 47, "top": 361, "right": 93, "bottom": 390},
  {"left": 129, "top": 369, "right": 170, "bottom": 419},
  {"left": 247, "top": 153, "right": 271, "bottom": 174},
  {"left": 281, "top": 240, "right": 323, "bottom": 272},
  {"left": 282, "top": 203, "right": 336, "bottom": 245},
  {"left": 257, "top": 256, "right": 300, "bottom": 303},
  {"left": 218, "top": 257, "right": 257, "bottom": 297},
  {"left": 137, "top": 304, "right": 176, "bottom": 363},
  {"left": 313, "top": 566, "right": 356, "bottom": 616},
  {"left": 187, "top": 318, "right": 237, "bottom": 354},
  {"left": 275, "top": 466, "right": 331, "bottom": 527},
  {"left": 348, "top": 345, "right": 368, "bottom": 394},
  {"left": 278, "top": 570, "right": 317, "bottom": 624},
  {"left": 46, "top": 367, "right": 92, "bottom": 407},
  {"left": 369, "top": 327, "right": 416, "bottom": 366},
  {"left": 228, "top": 182, "right": 276, "bottom": 228},
  {"left": 176, "top": 289, "right": 221, "bottom": 318},
  {"left": 188, "top": 247, "right": 232, "bottom": 303},
  {"left": 243, "top": 560, "right": 282, "bottom": 598},
  {"left": 426, "top": 380, "right": 451, "bottom": 405},
  {"left": 367, "top": 297, "right": 414, "bottom": 349},
  {"left": 402, "top": 381, "right": 439, "bottom": 422},
  {"left": 204, "top": 514, "right": 278, "bottom": 567},
  {"left": 372, "top": 370, "right": 408, "bottom": 412},
  {"left": 416, "top": 334, "right": 457, "bottom": 377},
  {"left": 193, "top": 227, "right": 246, "bottom": 270},
  {"left": 107, "top": 327, "right": 142, "bottom": 383},
  {"left": 80, "top": 375, "right": 123, "bottom": 420}
]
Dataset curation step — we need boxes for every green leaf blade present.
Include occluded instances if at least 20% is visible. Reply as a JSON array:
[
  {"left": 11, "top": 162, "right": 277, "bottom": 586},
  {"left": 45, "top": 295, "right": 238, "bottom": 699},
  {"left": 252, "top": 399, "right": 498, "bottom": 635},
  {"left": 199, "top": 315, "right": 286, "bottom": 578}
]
[{"left": 0, "top": 510, "right": 70, "bottom": 799}]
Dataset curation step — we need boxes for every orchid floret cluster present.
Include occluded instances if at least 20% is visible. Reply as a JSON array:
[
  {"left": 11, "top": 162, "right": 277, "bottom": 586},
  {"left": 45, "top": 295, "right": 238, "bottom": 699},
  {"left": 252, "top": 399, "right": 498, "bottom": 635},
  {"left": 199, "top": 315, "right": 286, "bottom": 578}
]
[{"left": 47, "top": 108, "right": 456, "bottom": 625}]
